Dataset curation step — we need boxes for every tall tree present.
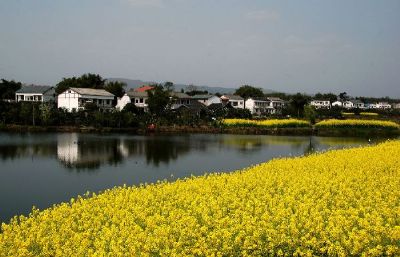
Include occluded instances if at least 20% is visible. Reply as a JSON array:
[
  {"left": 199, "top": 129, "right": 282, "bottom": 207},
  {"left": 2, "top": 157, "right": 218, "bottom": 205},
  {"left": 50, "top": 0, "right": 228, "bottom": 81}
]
[
  {"left": 290, "top": 93, "right": 311, "bottom": 117},
  {"left": 147, "top": 84, "right": 171, "bottom": 117},
  {"left": 0, "top": 79, "right": 22, "bottom": 100},
  {"left": 314, "top": 92, "right": 337, "bottom": 103},
  {"left": 339, "top": 92, "right": 349, "bottom": 102},
  {"left": 104, "top": 81, "right": 126, "bottom": 98},
  {"left": 234, "top": 85, "right": 264, "bottom": 99},
  {"left": 55, "top": 73, "right": 106, "bottom": 94}
]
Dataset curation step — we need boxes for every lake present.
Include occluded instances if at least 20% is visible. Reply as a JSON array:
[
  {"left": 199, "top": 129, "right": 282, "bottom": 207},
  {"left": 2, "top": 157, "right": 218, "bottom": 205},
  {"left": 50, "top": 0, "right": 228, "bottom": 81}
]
[{"left": 0, "top": 132, "right": 385, "bottom": 222}]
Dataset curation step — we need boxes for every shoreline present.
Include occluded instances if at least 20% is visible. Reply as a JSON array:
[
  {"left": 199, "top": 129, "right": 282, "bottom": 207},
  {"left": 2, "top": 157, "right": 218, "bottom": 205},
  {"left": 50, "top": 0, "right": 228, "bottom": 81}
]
[{"left": 0, "top": 124, "right": 399, "bottom": 137}]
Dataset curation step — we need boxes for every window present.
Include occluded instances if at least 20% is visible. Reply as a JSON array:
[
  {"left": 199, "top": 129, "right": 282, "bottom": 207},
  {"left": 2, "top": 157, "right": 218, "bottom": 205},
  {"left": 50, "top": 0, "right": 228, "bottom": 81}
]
[
  {"left": 140, "top": 98, "right": 143, "bottom": 103},
  {"left": 232, "top": 101, "right": 238, "bottom": 106}
]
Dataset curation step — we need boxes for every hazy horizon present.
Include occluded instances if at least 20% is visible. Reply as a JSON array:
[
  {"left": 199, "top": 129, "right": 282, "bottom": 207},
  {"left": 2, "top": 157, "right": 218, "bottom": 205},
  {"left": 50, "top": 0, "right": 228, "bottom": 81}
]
[{"left": 1, "top": 0, "right": 399, "bottom": 97}]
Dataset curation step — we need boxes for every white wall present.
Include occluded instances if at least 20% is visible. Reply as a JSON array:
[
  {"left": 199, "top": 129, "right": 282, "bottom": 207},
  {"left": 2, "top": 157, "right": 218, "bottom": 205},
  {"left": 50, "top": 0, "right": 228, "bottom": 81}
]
[
  {"left": 58, "top": 91, "right": 79, "bottom": 112},
  {"left": 116, "top": 94, "right": 131, "bottom": 110}
]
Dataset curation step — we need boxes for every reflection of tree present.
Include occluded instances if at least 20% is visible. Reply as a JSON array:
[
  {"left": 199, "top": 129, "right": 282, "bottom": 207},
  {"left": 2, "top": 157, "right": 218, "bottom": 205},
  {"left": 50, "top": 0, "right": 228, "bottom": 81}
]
[
  {"left": 119, "top": 136, "right": 193, "bottom": 167},
  {"left": 0, "top": 143, "right": 57, "bottom": 160},
  {"left": 219, "top": 135, "right": 309, "bottom": 153}
]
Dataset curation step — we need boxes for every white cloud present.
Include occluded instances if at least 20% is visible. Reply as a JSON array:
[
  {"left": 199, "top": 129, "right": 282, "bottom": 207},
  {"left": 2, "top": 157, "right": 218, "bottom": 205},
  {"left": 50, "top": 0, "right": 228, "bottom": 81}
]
[{"left": 245, "top": 10, "right": 280, "bottom": 22}]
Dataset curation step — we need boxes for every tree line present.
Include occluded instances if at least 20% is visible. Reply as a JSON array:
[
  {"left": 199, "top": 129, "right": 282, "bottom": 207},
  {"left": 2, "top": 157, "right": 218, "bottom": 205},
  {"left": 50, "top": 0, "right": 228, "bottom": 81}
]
[{"left": 1, "top": 74, "right": 399, "bottom": 128}]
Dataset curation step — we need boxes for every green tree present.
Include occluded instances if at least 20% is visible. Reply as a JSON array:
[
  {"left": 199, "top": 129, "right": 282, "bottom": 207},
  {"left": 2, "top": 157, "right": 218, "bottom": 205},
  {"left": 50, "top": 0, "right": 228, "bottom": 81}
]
[
  {"left": 147, "top": 84, "right": 171, "bottom": 117},
  {"left": 290, "top": 93, "right": 311, "bottom": 118},
  {"left": 55, "top": 73, "right": 106, "bottom": 94},
  {"left": 0, "top": 79, "right": 22, "bottom": 100},
  {"left": 234, "top": 85, "right": 264, "bottom": 99},
  {"left": 104, "top": 81, "right": 126, "bottom": 98},
  {"left": 304, "top": 105, "right": 317, "bottom": 124},
  {"left": 39, "top": 103, "right": 56, "bottom": 125},
  {"left": 314, "top": 92, "right": 337, "bottom": 103}
]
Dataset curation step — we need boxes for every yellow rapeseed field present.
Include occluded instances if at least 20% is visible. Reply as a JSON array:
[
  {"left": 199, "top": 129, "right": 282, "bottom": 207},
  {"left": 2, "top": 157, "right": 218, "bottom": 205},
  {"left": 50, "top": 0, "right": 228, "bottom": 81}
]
[
  {"left": 316, "top": 119, "right": 400, "bottom": 130},
  {"left": 1, "top": 141, "right": 400, "bottom": 256},
  {"left": 223, "top": 118, "right": 310, "bottom": 128}
]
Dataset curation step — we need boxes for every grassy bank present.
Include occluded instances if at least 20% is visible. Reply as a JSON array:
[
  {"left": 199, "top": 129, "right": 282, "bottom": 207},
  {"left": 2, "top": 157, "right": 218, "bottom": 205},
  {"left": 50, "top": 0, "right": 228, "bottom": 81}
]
[{"left": 1, "top": 141, "right": 399, "bottom": 256}]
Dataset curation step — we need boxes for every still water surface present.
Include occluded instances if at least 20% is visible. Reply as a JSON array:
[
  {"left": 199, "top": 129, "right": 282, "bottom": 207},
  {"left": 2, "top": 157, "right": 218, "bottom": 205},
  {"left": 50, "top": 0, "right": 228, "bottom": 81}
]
[{"left": 0, "top": 132, "right": 382, "bottom": 222}]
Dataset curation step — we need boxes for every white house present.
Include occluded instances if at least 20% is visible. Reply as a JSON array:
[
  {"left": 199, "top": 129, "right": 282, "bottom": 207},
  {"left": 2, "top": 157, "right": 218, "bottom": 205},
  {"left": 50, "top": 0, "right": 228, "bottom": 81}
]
[
  {"left": 245, "top": 97, "right": 274, "bottom": 115},
  {"left": 351, "top": 100, "right": 365, "bottom": 109},
  {"left": 392, "top": 103, "right": 400, "bottom": 109},
  {"left": 310, "top": 100, "right": 330, "bottom": 109},
  {"left": 376, "top": 102, "right": 391, "bottom": 109},
  {"left": 170, "top": 92, "right": 193, "bottom": 109},
  {"left": 332, "top": 101, "right": 343, "bottom": 107},
  {"left": 267, "top": 97, "right": 285, "bottom": 109},
  {"left": 220, "top": 95, "right": 244, "bottom": 109},
  {"left": 191, "top": 94, "right": 222, "bottom": 106},
  {"left": 58, "top": 87, "right": 115, "bottom": 112},
  {"left": 116, "top": 90, "right": 150, "bottom": 111},
  {"left": 15, "top": 85, "right": 56, "bottom": 102},
  {"left": 343, "top": 101, "right": 354, "bottom": 109}
]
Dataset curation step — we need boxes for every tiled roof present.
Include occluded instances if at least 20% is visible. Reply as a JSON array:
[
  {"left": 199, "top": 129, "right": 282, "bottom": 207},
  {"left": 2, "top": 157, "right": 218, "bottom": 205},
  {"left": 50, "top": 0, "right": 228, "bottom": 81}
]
[
  {"left": 70, "top": 88, "right": 114, "bottom": 97},
  {"left": 16, "top": 85, "right": 53, "bottom": 94},
  {"left": 134, "top": 85, "right": 155, "bottom": 92},
  {"left": 126, "top": 90, "right": 148, "bottom": 97}
]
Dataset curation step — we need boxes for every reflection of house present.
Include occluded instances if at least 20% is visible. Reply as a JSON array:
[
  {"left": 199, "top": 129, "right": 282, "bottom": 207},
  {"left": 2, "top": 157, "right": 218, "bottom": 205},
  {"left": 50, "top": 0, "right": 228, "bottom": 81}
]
[
  {"left": 310, "top": 100, "right": 330, "bottom": 109},
  {"left": 57, "top": 133, "right": 120, "bottom": 169},
  {"left": 220, "top": 95, "right": 244, "bottom": 109},
  {"left": 15, "top": 85, "right": 56, "bottom": 102},
  {"left": 191, "top": 95, "right": 222, "bottom": 106},
  {"left": 57, "top": 133, "right": 79, "bottom": 164},
  {"left": 245, "top": 97, "right": 274, "bottom": 115},
  {"left": 58, "top": 88, "right": 115, "bottom": 112}
]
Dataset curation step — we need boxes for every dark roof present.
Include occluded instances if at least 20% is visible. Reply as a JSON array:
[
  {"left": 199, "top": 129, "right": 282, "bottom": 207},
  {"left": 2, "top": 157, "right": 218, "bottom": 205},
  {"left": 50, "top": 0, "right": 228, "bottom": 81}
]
[
  {"left": 208, "top": 102, "right": 234, "bottom": 111},
  {"left": 191, "top": 94, "right": 216, "bottom": 100},
  {"left": 70, "top": 88, "right": 114, "bottom": 97},
  {"left": 221, "top": 94, "right": 243, "bottom": 100},
  {"left": 16, "top": 85, "right": 53, "bottom": 94},
  {"left": 126, "top": 90, "right": 148, "bottom": 97},
  {"left": 170, "top": 92, "right": 191, "bottom": 99}
]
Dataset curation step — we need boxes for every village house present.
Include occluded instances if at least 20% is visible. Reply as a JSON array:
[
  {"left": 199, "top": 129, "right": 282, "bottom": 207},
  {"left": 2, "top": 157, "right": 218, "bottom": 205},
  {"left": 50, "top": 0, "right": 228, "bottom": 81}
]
[
  {"left": 245, "top": 97, "right": 274, "bottom": 115},
  {"left": 170, "top": 92, "right": 193, "bottom": 109},
  {"left": 266, "top": 97, "right": 285, "bottom": 109},
  {"left": 191, "top": 94, "right": 222, "bottom": 106},
  {"left": 220, "top": 95, "right": 244, "bottom": 109},
  {"left": 392, "top": 103, "right": 400, "bottom": 109},
  {"left": 15, "top": 85, "right": 56, "bottom": 103},
  {"left": 376, "top": 102, "right": 391, "bottom": 109},
  {"left": 351, "top": 100, "right": 365, "bottom": 109},
  {"left": 116, "top": 90, "right": 149, "bottom": 111},
  {"left": 310, "top": 100, "right": 330, "bottom": 109},
  {"left": 57, "top": 87, "right": 115, "bottom": 112},
  {"left": 331, "top": 101, "right": 342, "bottom": 107}
]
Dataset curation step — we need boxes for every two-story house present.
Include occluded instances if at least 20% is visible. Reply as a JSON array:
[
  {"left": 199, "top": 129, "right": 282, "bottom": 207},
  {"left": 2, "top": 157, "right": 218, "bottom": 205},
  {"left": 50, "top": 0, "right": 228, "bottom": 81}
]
[
  {"left": 58, "top": 87, "right": 115, "bottom": 112},
  {"left": 15, "top": 85, "right": 56, "bottom": 103}
]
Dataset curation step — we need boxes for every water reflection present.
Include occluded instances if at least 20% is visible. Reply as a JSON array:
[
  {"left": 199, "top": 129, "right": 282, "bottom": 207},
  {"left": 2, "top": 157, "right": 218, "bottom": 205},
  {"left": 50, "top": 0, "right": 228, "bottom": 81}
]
[
  {"left": 0, "top": 133, "right": 389, "bottom": 172},
  {"left": 57, "top": 134, "right": 124, "bottom": 170}
]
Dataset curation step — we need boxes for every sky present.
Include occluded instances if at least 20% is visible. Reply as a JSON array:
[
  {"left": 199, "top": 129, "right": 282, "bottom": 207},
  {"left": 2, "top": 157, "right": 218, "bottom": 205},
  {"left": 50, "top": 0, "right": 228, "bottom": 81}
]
[{"left": 0, "top": 0, "right": 399, "bottom": 97}]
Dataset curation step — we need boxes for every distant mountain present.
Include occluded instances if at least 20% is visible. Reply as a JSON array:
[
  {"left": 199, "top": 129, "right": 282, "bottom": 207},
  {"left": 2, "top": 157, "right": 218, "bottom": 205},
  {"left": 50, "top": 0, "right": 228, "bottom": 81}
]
[{"left": 106, "top": 78, "right": 276, "bottom": 95}]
